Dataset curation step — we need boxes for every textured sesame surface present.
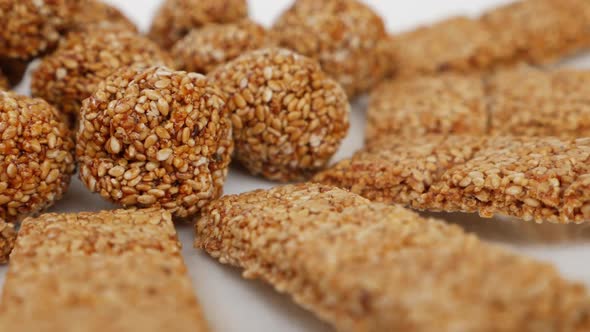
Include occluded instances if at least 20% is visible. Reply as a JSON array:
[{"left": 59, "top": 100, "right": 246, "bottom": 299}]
[
  {"left": 366, "top": 68, "right": 590, "bottom": 143},
  {"left": 0, "top": 208, "right": 209, "bottom": 332},
  {"left": 315, "top": 135, "right": 590, "bottom": 223},
  {"left": 0, "top": 0, "right": 72, "bottom": 59},
  {"left": 69, "top": 0, "right": 137, "bottom": 33},
  {"left": 488, "top": 67, "right": 590, "bottom": 137},
  {"left": 173, "top": 19, "right": 273, "bottom": 74},
  {"left": 149, "top": 0, "right": 249, "bottom": 49},
  {"left": 0, "top": 91, "right": 75, "bottom": 223},
  {"left": 0, "top": 219, "right": 15, "bottom": 264},
  {"left": 393, "top": 17, "right": 505, "bottom": 78},
  {"left": 32, "top": 29, "right": 173, "bottom": 116},
  {"left": 393, "top": 0, "right": 590, "bottom": 78},
  {"left": 272, "top": 0, "right": 390, "bottom": 97},
  {"left": 366, "top": 73, "right": 487, "bottom": 144},
  {"left": 211, "top": 48, "right": 349, "bottom": 182},
  {"left": 76, "top": 65, "right": 233, "bottom": 218},
  {"left": 482, "top": 0, "right": 590, "bottom": 65},
  {"left": 195, "top": 183, "right": 590, "bottom": 332}
]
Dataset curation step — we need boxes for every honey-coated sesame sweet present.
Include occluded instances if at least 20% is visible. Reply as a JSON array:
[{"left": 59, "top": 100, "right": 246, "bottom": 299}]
[
  {"left": 0, "top": 208, "right": 210, "bottom": 331},
  {"left": 149, "top": 0, "right": 249, "bottom": 49},
  {"left": 0, "top": 0, "right": 72, "bottom": 59},
  {"left": 76, "top": 66, "right": 233, "bottom": 218},
  {"left": 273, "top": 0, "right": 390, "bottom": 97},
  {"left": 210, "top": 48, "right": 349, "bottom": 182},
  {"left": 173, "top": 19, "right": 273, "bottom": 74},
  {"left": 315, "top": 135, "right": 590, "bottom": 223},
  {"left": 196, "top": 183, "right": 590, "bottom": 332},
  {"left": 0, "top": 91, "right": 75, "bottom": 223},
  {"left": 32, "top": 29, "right": 174, "bottom": 117},
  {"left": 0, "top": 218, "right": 16, "bottom": 264}
]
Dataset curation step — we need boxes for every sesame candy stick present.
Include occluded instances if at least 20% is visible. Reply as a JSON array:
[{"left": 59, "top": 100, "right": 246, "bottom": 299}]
[
  {"left": 315, "top": 135, "right": 590, "bottom": 223},
  {"left": 0, "top": 208, "right": 209, "bottom": 332},
  {"left": 195, "top": 183, "right": 590, "bottom": 332},
  {"left": 366, "top": 68, "right": 590, "bottom": 144}
]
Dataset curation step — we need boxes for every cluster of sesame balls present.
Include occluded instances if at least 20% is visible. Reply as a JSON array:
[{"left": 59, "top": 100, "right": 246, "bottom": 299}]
[{"left": 0, "top": 0, "right": 391, "bottom": 222}]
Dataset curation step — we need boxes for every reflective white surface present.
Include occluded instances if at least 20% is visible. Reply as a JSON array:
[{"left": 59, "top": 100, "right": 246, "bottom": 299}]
[{"left": 1, "top": 1, "right": 589, "bottom": 331}]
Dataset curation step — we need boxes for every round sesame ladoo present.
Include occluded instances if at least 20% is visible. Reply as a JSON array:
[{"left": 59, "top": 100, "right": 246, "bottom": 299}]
[
  {"left": 76, "top": 65, "right": 234, "bottom": 218},
  {"left": 149, "top": 0, "right": 249, "bottom": 49},
  {"left": 210, "top": 48, "right": 350, "bottom": 182},
  {"left": 173, "top": 19, "right": 273, "bottom": 74},
  {"left": 70, "top": 0, "right": 137, "bottom": 33},
  {"left": 0, "top": 91, "right": 75, "bottom": 223},
  {"left": 0, "top": 0, "right": 73, "bottom": 59},
  {"left": 31, "top": 29, "right": 174, "bottom": 117},
  {"left": 272, "top": 0, "right": 391, "bottom": 97}
]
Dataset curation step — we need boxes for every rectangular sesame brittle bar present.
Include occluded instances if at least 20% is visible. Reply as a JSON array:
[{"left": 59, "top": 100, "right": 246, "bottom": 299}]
[
  {"left": 195, "top": 183, "right": 590, "bottom": 332},
  {"left": 393, "top": 0, "right": 590, "bottom": 78},
  {"left": 314, "top": 136, "right": 590, "bottom": 223},
  {"left": 0, "top": 208, "right": 209, "bottom": 332},
  {"left": 366, "top": 67, "right": 590, "bottom": 144}
]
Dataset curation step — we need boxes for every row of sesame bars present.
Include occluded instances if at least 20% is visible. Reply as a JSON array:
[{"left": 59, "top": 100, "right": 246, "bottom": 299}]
[
  {"left": 314, "top": 135, "right": 590, "bottom": 224},
  {"left": 366, "top": 67, "right": 590, "bottom": 144},
  {"left": 393, "top": 0, "right": 590, "bottom": 77},
  {"left": 0, "top": 208, "right": 209, "bottom": 332},
  {"left": 195, "top": 183, "right": 590, "bottom": 331}
]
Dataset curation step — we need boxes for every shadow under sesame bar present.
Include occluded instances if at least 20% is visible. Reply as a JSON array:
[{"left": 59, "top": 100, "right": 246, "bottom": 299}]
[
  {"left": 366, "top": 67, "right": 590, "bottom": 144},
  {"left": 0, "top": 208, "right": 209, "bottom": 332},
  {"left": 393, "top": 0, "right": 590, "bottom": 78},
  {"left": 195, "top": 183, "right": 590, "bottom": 332},
  {"left": 314, "top": 136, "right": 590, "bottom": 223}
]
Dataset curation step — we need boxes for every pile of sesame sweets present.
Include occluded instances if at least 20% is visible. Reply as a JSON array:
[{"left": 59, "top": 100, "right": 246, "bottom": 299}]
[
  {"left": 32, "top": 29, "right": 174, "bottom": 117},
  {"left": 0, "top": 91, "right": 75, "bottom": 223},
  {"left": 149, "top": 0, "right": 249, "bottom": 49},
  {"left": 272, "top": 0, "right": 391, "bottom": 97},
  {"left": 76, "top": 65, "right": 233, "bottom": 218},
  {"left": 211, "top": 48, "right": 350, "bottom": 182},
  {"left": 173, "top": 19, "right": 273, "bottom": 74}
]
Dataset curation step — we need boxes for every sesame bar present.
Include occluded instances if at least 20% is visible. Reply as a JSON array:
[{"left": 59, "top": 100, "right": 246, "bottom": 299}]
[
  {"left": 0, "top": 208, "right": 209, "bottom": 332},
  {"left": 488, "top": 67, "right": 590, "bottom": 137},
  {"left": 481, "top": 0, "right": 590, "bottom": 65},
  {"left": 393, "top": 0, "right": 590, "bottom": 78},
  {"left": 314, "top": 136, "right": 590, "bottom": 223},
  {"left": 393, "top": 17, "right": 505, "bottom": 77},
  {"left": 365, "top": 73, "right": 487, "bottom": 143},
  {"left": 366, "top": 67, "right": 590, "bottom": 144},
  {"left": 0, "top": 219, "right": 16, "bottom": 264},
  {"left": 195, "top": 183, "right": 590, "bottom": 331}
]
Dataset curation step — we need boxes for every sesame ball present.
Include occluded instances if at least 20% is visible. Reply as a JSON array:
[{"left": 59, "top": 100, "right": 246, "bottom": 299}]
[
  {"left": 210, "top": 48, "right": 350, "bottom": 182},
  {"left": 70, "top": 0, "right": 137, "bottom": 33},
  {"left": 31, "top": 29, "right": 174, "bottom": 117},
  {"left": 172, "top": 19, "right": 273, "bottom": 74},
  {"left": 272, "top": 0, "right": 390, "bottom": 97},
  {"left": 0, "top": 91, "right": 75, "bottom": 223},
  {"left": 149, "top": 0, "right": 249, "bottom": 49},
  {"left": 0, "top": 0, "right": 73, "bottom": 59},
  {"left": 76, "top": 66, "right": 234, "bottom": 218}
]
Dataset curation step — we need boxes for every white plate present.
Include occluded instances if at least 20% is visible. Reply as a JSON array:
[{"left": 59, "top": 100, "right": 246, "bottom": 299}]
[{"left": 1, "top": 1, "right": 589, "bottom": 331}]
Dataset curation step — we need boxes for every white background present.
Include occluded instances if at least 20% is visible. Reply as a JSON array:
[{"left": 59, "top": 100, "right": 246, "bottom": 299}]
[{"left": 2, "top": 1, "right": 590, "bottom": 331}]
